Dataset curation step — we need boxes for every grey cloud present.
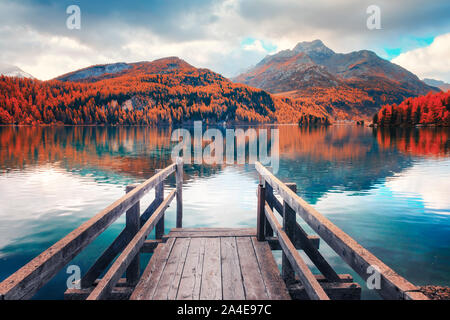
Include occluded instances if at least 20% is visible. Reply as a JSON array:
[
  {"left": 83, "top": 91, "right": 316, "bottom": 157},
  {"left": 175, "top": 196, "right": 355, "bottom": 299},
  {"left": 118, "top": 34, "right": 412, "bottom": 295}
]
[{"left": 0, "top": 0, "right": 449, "bottom": 79}]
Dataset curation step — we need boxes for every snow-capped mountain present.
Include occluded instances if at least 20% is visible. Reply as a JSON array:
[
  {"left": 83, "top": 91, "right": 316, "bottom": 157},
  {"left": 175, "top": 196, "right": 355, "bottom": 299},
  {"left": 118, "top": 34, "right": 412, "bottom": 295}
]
[{"left": 0, "top": 63, "right": 34, "bottom": 79}]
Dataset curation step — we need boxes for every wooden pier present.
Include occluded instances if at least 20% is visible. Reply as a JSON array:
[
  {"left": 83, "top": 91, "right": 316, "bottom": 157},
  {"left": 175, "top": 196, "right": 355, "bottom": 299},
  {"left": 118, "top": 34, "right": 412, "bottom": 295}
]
[{"left": 0, "top": 159, "right": 428, "bottom": 300}]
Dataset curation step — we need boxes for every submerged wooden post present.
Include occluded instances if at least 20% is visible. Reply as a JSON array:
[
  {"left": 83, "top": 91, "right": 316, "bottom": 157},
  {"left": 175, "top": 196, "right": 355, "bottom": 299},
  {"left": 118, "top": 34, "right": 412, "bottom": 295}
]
[
  {"left": 264, "top": 183, "right": 274, "bottom": 237},
  {"left": 155, "top": 169, "right": 165, "bottom": 239},
  {"left": 176, "top": 157, "right": 184, "bottom": 228},
  {"left": 125, "top": 185, "right": 140, "bottom": 286},
  {"left": 282, "top": 183, "right": 297, "bottom": 285},
  {"left": 257, "top": 184, "right": 266, "bottom": 241}
]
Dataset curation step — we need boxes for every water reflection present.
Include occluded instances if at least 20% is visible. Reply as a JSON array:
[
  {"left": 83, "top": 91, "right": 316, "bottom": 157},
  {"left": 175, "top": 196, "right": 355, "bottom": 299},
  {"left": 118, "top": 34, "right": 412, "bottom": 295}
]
[{"left": 0, "top": 125, "right": 449, "bottom": 299}]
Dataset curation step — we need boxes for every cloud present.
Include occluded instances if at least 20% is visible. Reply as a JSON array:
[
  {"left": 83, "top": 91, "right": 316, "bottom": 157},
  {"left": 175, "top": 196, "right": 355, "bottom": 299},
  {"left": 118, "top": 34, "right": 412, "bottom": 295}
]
[
  {"left": 392, "top": 33, "right": 450, "bottom": 82},
  {"left": 0, "top": 0, "right": 449, "bottom": 79},
  {"left": 386, "top": 160, "right": 450, "bottom": 212}
]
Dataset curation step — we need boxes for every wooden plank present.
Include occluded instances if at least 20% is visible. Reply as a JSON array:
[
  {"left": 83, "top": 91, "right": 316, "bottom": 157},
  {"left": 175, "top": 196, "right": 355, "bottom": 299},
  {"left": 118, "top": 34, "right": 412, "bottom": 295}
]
[
  {"left": 65, "top": 286, "right": 133, "bottom": 300},
  {"left": 0, "top": 163, "right": 176, "bottom": 300},
  {"left": 140, "top": 239, "right": 163, "bottom": 253},
  {"left": 80, "top": 228, "right": 131, "bottom": 288},
  {"left": 155, "top": 170, "right": 165, "bottom": 239},
  {"left": 289, "top": 281, "right": 361, "bottom": 300},
  {"left": 268, "top": 192, "right": 323, "bottom": 250},
  {"left": 236, "top": 237, "right": 268, "bottom": 300},
  {"left": 65, "top": 278, "right": 132, "bottom": 300},
  {"left": 165, "top": 228, "right": 256, "bottom": 238},
  {"left": 87, "top": 190, "right": 176, "bottom": 300},
  {"left": 221, "top": 237, "right": 245, "bottom": 300},
  {"left": 169, "top": 228, "right": 254, "bottom": 233},
  {"left": 264, "top": 204, "right": 329, "bottom": 300},
  {"left": 177, "top": 238, "right": 206, "bottom": 300},
  {"left": 255, "top": 161, "right": 428, "bottom": 300},
  {"left": 125, "top": 185, "right": 140, "bottom": 286},
  {"left": 251, "top": 237, "right": 290, "bottom": 300},
  {"left": 266, "top": 236, "right": 319, "bottom": 250},
  {"left": 200, "top": 237, "right": 221, "bottom": 300},
  {"left": 130, "top": 238, "right": 175, "bottom": 300},
  {"left": 282, "top": 200, "right": 296, "bottom": 285},
  {"left": 140, "top": 198, "right": 160, "bottom": 225},
  {"left": 315, "top": 274, "right": 353, "bottom": 283},
  {"left": 264, "top": 183, "right": 274, "bottom": 237},
  {"left": 257, "top": 184, "right": 266, "bottom": 241},
  {"left": 176, "top": 157, "right": 183, "bottom": 228},
  {"left": 268, "top": 194, "right": 340, "bottom": 282},
  {"left": 152, "top": 238, "right": 190, "bottom": 300}
]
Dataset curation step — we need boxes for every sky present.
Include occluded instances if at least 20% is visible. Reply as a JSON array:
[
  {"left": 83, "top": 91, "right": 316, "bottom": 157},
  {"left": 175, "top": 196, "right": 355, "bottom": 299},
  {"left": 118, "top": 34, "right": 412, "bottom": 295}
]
[{"left": 0, "top": 0, "right": 449, "bottom": 81}]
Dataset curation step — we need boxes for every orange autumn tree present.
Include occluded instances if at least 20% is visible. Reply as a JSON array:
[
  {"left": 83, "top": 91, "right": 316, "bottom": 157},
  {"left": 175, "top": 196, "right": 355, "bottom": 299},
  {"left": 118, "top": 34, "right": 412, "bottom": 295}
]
[
  {"left": 0, "top": 58, "right": 330, "bottom": 126},
  {"left": 374, "top": 90, "right": 450, "bottom": 127}
]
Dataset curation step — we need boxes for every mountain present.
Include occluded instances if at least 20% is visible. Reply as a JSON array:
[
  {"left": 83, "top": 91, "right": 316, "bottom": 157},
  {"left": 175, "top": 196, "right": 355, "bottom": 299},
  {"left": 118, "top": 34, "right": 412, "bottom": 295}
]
[
  {"left": 0, "top": 57, "right": 328, "bottom": 125},
  {"left": 233, "top": 40, "right": 439, "bottom": 120},
  {"left": 0, "top": 63, "right": 34, "bottom": 79},
  {"left": 423, "top": 78, "right": 450, "bottom": 91}
]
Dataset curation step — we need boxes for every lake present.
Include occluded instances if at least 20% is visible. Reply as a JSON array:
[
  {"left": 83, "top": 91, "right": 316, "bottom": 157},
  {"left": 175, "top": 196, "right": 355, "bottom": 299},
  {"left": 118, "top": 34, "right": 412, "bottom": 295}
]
[{"left": 0, "top": 125, "right": 449, "bottom": 299}]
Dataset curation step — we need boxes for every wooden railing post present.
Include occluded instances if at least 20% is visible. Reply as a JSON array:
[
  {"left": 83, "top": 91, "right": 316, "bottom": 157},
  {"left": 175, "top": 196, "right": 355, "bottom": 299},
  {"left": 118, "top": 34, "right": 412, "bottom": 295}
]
[
  {"left": 264, "top": 183, "right": 274, "bottom": 238},
  {"left": 125, "top": 185, "right": 140, "bottom": 286},
  {"left": 155, "top": 169, "right": 165, "bottom": 239},
  {"left": 282, "top": 183, "right": 297, "bottom": 285},
  {"left": 257, "top": 184, "right": 266, "bottom": 241},
  {"left": 176, "top": 157, "right": 184, "bottom": 228}
]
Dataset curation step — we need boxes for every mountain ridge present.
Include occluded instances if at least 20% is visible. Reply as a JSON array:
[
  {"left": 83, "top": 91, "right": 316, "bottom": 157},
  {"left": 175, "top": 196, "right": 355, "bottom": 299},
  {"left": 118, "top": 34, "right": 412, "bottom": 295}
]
[
  {"left": 0, "top": 57, "right": 328, "bottom": 125},
  {"left": 0, "top": 63, "right": 34, "bottom": 79},
  {"left": 233, "top": 40, "right": 440, "bottom": 120}
]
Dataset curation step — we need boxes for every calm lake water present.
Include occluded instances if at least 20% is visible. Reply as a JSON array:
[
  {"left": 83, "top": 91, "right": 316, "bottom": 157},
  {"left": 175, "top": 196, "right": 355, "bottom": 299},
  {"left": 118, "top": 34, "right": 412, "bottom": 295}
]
[{"left": 0, "top": 125, "right": 449, "bottom": 299}]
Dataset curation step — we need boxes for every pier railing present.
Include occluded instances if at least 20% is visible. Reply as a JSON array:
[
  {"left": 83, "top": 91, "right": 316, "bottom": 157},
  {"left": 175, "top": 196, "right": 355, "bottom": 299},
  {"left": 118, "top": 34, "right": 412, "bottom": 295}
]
[
  {"left": 0, "top": 158, "right": 184, "bottom": 300},
  {"left": 255, "top": 161, "right": 428, "bottom": 300}
]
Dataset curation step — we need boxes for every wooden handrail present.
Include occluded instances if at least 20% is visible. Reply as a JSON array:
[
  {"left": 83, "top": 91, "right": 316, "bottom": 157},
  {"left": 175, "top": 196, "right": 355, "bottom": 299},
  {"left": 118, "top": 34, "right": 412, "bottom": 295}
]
[
  {"left": 0, "top": 162, "right": 177, "bottom": 300},
  {"left": 265, "top": 187, "right": 341, "bottom": 282},
  {"left": 87, "top": 190, "right": 176, "bottom": 300},
  {"left": 264, "top": 203, "right": 330, "bottom": 300},
  {"left": 255, "top": 161, "right": 428, "bottom": 300}
]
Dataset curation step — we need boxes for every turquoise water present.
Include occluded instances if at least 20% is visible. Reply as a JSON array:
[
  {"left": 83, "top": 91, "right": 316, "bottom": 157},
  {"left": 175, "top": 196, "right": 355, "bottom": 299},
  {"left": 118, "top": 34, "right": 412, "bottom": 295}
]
[{"left": 0, "top": 125, "right": 449, "bottom": 299}]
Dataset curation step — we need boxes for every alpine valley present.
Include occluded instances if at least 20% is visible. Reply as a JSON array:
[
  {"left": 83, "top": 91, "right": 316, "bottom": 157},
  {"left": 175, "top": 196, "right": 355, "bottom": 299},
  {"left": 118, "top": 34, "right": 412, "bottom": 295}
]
[{"left": 0, "top": 40, "right": 444, "bottom": 125}]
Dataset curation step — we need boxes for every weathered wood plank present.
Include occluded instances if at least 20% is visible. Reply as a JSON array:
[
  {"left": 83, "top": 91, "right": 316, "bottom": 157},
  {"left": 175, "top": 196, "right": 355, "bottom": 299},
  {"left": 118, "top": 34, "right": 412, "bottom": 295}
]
[
  {"left": 125, "top": 184, "right": 140, "bottom": 286},
  {"left": 289, "top": 281, "right": 361, "bottom": 300},
  {"left": 264, "top": 183, "right": 274, "bottom": 237},
  {"left": 251, "top": 237, "right": 290, "bottom": 300},
  {"left": 268, "top": 192, "right": 340, "bottom": 281},
  {"left": 264, "top": 203, "right": 329, "bottom": 300},
  {"left": 140, "top": 198, "right": 160, "bottom": 225},
  {"left": 130, "top": 238, "right": 175, "bottom": 300},
  {"left": 154, "top": 169, "right": 165, "bottom": 239},
  {"left": 256, "top": 161, "right": 428, "bottom": 300},
  {"left": 152, "top": 238, "right": 190, "bottom": 300},
  {"left": 266, "top": 236, "right": 319, "bottom": 250},
  {"left": 257, "top": 184, "right": 266, "bottom": 241},
  {"left": 221, "top": 237, "right": 245, "bottom": 300},
  {"left": 314, "top": 274, "right": 353, "bottom": 283},
  {"left": 65, "top": 278, "right": 132, "bottom": 300},
  {"left": 80, "top": 228, "right": 131, "bottom": 288},
  {"left": 140, "top": 239, "right": 163, "bottom": 254},
  {"left": 165, "top": 228, "right": 256, "bottom": 238},
  {"left": 268, "top": 192, "right": 323, "bottom": 250},
  {"left": 0, "top": 163, "right": 176, "bottom": 300},
  {"left": 169, "top": 228, "right": 254, "bottom": 233},
  {"left": 282, "top": 200, "right": 296, "bottom": 285},
  {"left": 65, "top": 286, "right": 133, "bottom": 300},
  {"left": 177, "top": 238, "right": 206, "bottom": 300},
  {"left": 87, "top": 190, "right": 176, "bottom": 300},
  {"left": 236, "top": 237, "right": 269, "bottom": 300},
  {"left": 176, "top": 157, "right": 183, "bottom": 228},
  {"left": 200, "top": 237, "right": 221, "bottom": 300}
]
